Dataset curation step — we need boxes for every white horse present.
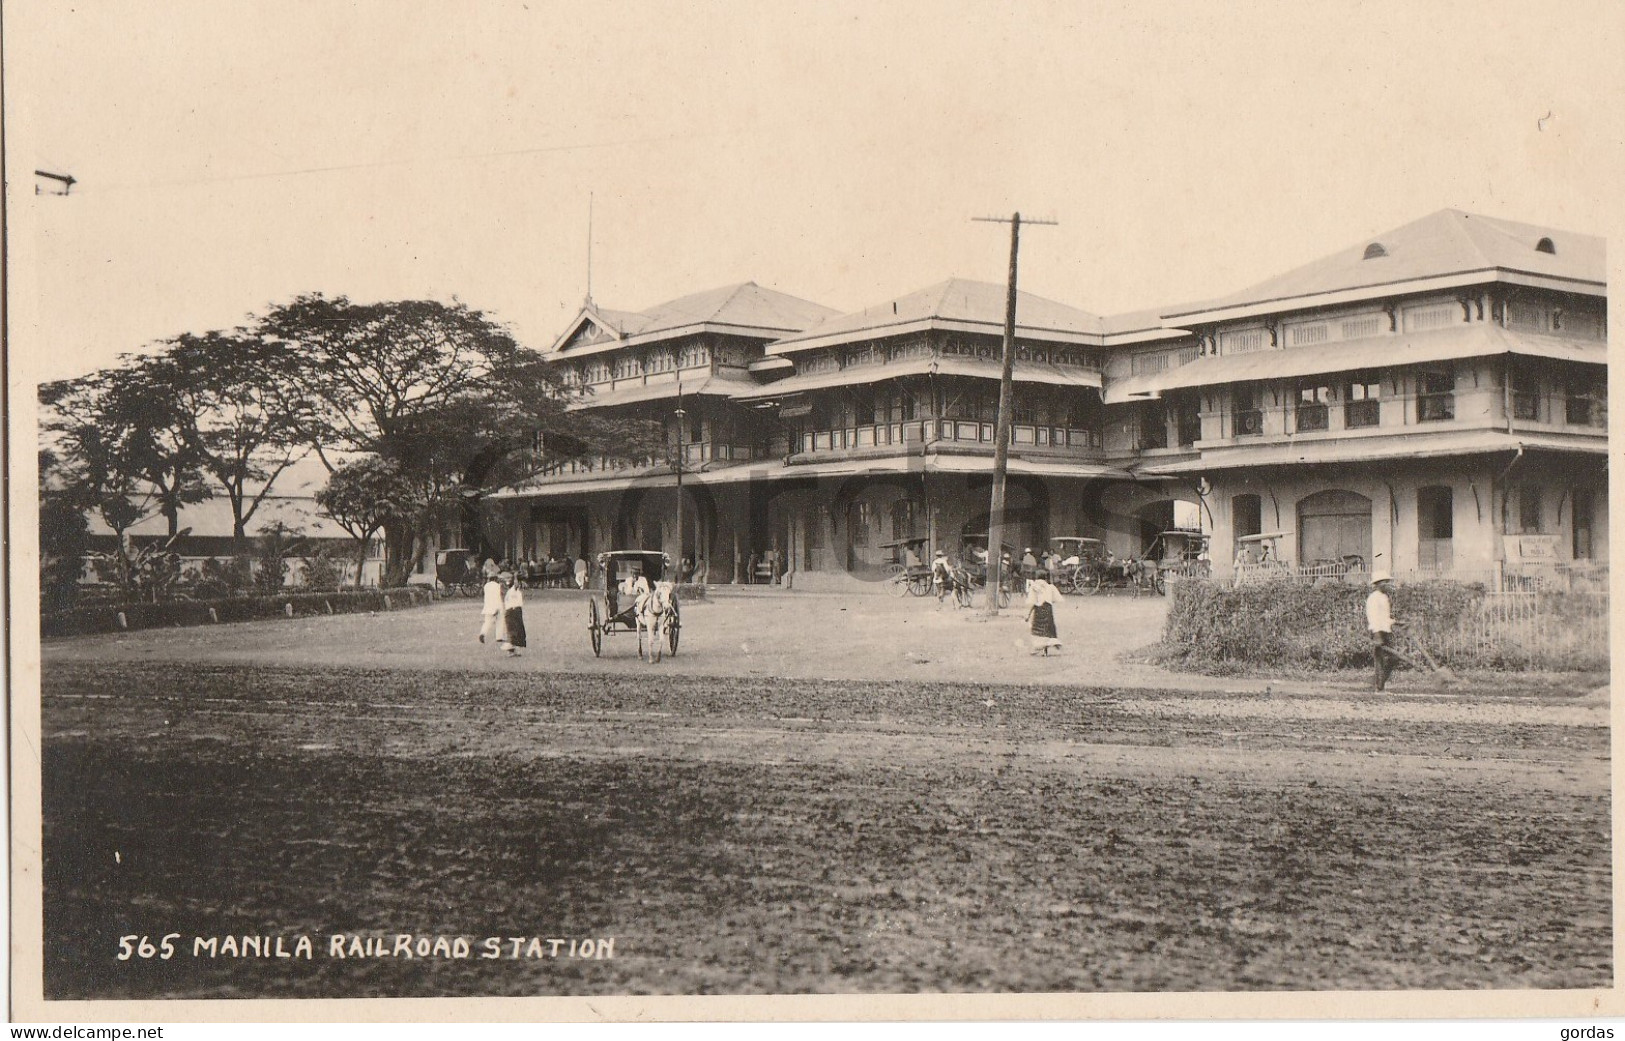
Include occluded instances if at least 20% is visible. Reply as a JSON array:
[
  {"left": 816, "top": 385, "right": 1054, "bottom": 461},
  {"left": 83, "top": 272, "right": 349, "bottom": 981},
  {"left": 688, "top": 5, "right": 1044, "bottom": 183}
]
[{"left": 635, "top": 579, "right": 676, "bottom": 662}]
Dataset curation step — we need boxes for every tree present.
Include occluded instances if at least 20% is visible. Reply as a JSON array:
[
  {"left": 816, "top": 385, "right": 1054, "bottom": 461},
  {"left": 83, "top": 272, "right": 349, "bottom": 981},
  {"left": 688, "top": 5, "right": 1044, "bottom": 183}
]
[
  {"left": 314, "top": 456, "right": 414, "bottom": 588},
  {"left": 157, "top": 331, "right": 312, "bottom": 542},
  {"left": 38, "top": 449, "right": 91, "bottom": 611},
  {"left": 40, "top": 360, "right": 210, "bottom": 538},
  {"left": 261, "top": 295, "right": 656, "bottom": 585}
]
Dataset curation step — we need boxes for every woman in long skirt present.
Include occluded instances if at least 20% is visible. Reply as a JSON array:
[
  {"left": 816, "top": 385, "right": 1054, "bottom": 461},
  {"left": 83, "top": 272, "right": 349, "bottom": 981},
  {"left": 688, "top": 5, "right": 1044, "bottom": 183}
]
[
  {"left": 1025, "top": 578, "right": 1063, "bottom": 656},
  {"left": 498, "top": 572, "right": 527, "bottom": 657},
  {"left": 479, "top": 572, "right": 505, "bottom": 646}
]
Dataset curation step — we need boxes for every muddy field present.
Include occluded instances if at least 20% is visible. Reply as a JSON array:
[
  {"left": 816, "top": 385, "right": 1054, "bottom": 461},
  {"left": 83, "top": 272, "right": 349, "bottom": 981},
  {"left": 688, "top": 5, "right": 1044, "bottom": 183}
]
[{"left": 34, "top": 592, "right": 1612, "bottom": 997}]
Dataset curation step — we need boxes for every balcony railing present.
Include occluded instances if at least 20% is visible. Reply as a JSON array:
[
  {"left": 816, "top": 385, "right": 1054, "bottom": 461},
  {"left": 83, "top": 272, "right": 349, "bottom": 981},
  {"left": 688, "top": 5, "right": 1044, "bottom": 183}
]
[
  {"left": 1344, "top": 399, "right": 1380, "bottom": 428},
  {"left": 1232, "top": 410, "right": 1264, "bottom": 437},
  {"left": 1416, "top": 393, "right": 1455, "bottom": 422},
  {"left": 795, "top": 420, "right": 1100, "bottom": 455},
  {"left": 1294, "top": 404, "right": 1328, "bottom": 433}
]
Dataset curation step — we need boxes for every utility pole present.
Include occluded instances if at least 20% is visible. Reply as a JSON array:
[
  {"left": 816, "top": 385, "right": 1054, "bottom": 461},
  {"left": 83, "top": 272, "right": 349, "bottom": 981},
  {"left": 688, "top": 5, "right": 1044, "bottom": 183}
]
[
  {"left": 972, "top": 211, "right": 1057, "bottom": 616},
  {"left": 674, "top": 380, "right": 685, "bottom": 571}
]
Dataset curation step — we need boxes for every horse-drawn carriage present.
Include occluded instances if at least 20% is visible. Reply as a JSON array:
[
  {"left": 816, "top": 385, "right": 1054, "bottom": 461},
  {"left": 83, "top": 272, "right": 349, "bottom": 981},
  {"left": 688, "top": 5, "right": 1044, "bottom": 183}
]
[
  {"left": 1144, "top": 528, "right": 1211, "bottom": 595},
  {"left": 433, "top": 548, "right": 484, "bottom": 598},
  {"left": 881, "top": 536, "right": 935, "bottom": 597},
  {"left": 587, "top": 550, "right": 681, "bottom": 661},
  {"left": 956, "top": 534, "right": 1018, "bottom": 608},
  {"left": 1046, "top": 536, "right": 1105, "bottom": 593}
]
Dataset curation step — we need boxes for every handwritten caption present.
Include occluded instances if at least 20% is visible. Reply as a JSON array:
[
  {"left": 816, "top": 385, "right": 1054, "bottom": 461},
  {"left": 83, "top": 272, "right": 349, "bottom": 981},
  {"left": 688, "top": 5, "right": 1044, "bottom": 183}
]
[{"left": 116, "top": 933, "right": 616, "bottom": 961}]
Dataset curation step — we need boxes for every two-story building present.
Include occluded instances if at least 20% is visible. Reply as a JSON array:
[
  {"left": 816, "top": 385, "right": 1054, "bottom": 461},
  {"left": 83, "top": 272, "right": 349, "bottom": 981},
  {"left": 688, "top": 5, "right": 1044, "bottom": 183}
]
[
  {"left": 491, "top": 209, "right": 1607, "bottom": 590},
  {"left": 1111, "top": 209, "right": 1607, "bottom": 584}
]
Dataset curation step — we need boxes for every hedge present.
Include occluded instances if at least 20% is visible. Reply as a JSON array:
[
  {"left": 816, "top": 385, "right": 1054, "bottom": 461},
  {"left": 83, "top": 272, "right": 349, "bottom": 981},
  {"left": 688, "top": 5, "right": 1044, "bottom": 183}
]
[
  {"left": 1153, "top": 578, "right": 1605, "bottom": 674},
  {"left": 43, "top": 587, "right": 436, "bottom": 638}
]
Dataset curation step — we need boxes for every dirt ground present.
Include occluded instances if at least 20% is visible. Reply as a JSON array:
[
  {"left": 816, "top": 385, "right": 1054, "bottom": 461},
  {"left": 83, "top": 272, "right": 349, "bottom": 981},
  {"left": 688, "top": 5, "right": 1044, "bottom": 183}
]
[{"left": 34, "top": 589, "right": 1611, "bottom": 997}]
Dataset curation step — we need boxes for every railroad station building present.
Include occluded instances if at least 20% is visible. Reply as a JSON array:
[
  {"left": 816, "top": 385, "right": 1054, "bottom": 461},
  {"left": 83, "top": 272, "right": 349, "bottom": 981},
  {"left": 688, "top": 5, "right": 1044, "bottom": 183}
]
[{"left": 489, "top": 210, "right": 1608, "bottom": 590}]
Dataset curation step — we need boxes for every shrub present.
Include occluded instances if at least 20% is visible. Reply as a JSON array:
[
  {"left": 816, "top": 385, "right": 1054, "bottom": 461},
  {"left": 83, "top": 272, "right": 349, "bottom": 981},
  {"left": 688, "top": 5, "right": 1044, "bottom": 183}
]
[
  {"left": 42, "top": 587, "right": 436, "bottom": 638},
  {"left": 1155, "top": 578, "right": 1507, "bottom": 673},
  {"left": 299, "top": 546, "right": 345, "bottom": 592}
]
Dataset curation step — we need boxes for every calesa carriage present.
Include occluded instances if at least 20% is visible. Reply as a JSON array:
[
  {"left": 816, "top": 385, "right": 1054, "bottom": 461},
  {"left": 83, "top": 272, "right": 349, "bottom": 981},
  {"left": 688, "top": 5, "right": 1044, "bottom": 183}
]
[
  {"left": 434, "top": 548, "right": 484, "bottom": 598},
  {"left": 1144, "top": 528, "right": 1211, "bottom": 595},
  {"left": 588, "top": 550, "right": 681, "bottom": 661}
]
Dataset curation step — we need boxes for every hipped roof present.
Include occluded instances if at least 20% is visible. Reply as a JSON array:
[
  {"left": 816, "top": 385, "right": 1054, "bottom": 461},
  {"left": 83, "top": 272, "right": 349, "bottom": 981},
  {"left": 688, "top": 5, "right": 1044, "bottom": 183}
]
[
  {"left": 1165, "top": 210, "right": 1606, "bottom": 325},
  {"left": 767, "top": 278, "right": 1117, "bottom": 354}
]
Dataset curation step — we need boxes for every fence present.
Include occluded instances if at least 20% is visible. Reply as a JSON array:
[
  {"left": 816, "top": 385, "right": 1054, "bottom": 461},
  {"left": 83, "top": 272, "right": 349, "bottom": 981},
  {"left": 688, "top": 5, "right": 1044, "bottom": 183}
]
[
  {"left": 1432, "top": 589, "right": 1610, "bottom": 668},
  {"left": 1229, "top": 560, "right": 1609, "bottom": 594}
]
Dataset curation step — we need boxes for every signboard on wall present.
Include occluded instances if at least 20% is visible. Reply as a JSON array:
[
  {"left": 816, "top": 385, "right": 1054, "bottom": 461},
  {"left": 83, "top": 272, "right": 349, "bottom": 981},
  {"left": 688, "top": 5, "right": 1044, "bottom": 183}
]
[{"left": 1503, "top": 535, "right": 1560, "bottom": 561}]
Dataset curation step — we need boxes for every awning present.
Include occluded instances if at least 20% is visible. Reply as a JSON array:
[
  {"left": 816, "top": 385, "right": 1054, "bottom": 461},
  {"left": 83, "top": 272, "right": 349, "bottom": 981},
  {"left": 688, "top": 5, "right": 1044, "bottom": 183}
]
[
  {"left": 1134, "top": 429, "right": 1607, "bottom": 475},
  {"left": 491, "top": 451, "right": 1134, "bottom": 500},
  {"left": 565, "top": 373, "right": 761, "bottom": 411},
  {"left": 1103, "top": 324, "right": 1606, "bottom": 403},
  {"left": 735, "top": 356, "right": 1102, "bottom": 400}
]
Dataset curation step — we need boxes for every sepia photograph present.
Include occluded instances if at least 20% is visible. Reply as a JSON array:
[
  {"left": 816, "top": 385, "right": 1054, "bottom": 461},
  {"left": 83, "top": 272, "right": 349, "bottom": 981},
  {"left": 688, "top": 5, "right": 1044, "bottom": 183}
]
[{"left": 7, "top": 0, "right": 1620, "bottom": 1026}]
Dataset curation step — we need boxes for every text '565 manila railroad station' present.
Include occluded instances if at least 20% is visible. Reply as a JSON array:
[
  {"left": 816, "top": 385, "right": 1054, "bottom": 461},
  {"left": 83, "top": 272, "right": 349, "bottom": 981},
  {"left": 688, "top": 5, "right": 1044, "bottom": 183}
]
[{"left": 475, "top": 209, "right": 1607, "bottom": 591}]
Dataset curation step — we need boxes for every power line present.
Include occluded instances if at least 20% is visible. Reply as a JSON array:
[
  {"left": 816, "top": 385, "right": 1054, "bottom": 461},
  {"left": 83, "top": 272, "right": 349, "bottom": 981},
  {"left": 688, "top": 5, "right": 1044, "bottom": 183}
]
[{"left": 55, "top": 128, "right": 707, "bottom": 196}]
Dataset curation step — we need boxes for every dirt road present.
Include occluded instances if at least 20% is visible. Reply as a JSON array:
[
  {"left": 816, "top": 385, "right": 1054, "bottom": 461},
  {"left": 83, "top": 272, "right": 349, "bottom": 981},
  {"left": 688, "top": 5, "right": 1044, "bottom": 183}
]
[{"left": 34, "top": 592, "right": 1610, "bottom": 997}]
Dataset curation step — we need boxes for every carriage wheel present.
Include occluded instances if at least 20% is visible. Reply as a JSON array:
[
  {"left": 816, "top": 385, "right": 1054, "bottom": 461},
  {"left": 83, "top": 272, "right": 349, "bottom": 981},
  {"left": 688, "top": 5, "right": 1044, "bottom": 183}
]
[
  {"left": 458, "top": 578, "right": 481, "bottom": 598},
  {"left": 908, "top": 573, "right": 933, "bottom": 597},
  {"left": 667, "top": 608, "right": 680, "bottom": 656},
  {"left": 1152, "top": 570, "right": 1167, "bottom": 596},
  {"left": 888, "top": 570, "right": 911, "bottom": 597},
  {"left": 588, "top": 599, "right": 603, "bottom": 656}
]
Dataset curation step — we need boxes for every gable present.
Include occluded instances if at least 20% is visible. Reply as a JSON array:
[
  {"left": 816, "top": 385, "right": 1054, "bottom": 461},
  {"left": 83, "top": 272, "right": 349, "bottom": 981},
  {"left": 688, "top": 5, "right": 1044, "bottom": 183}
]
[{"left": 561, "top": 319, "right": 616, "bottom": 352}]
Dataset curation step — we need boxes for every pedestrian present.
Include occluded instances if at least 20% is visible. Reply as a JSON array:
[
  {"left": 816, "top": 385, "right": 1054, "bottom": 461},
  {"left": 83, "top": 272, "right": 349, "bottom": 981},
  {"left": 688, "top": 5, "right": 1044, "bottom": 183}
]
[
  {"left": 1025, "top": 577, "right": 1063, "bottom": 655},
  {"left": 498, "top": 571, "right": 527, "bottom": 657},
  {"left": 1366, "top": 570, "right": 1401, "bottom": 691},
  {"left": 478, "top": 569, "right": 504, "bottom": 646},
  {"left": 574, "top": 554, "right": 589, "bottom": 590}
]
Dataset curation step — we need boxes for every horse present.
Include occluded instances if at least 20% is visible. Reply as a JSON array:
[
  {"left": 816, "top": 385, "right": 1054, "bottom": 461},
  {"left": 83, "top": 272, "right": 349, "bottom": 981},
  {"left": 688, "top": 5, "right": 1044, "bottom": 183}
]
[{"left": 635, "top": 579, "right": 676, "bottom": 662}]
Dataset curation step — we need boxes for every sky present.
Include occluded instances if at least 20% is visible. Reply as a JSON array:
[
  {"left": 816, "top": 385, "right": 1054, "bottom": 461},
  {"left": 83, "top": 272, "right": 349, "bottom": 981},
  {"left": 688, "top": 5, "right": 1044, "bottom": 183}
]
[{"left": 8, "top": 0, "right": 1622, "bottom": 388}]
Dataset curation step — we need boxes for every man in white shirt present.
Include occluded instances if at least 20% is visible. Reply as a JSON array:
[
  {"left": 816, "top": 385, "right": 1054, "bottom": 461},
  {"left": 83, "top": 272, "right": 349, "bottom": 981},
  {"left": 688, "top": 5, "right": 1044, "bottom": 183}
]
[{"left": 1365, "top": 571, "right": 1400, "bottom": 691}]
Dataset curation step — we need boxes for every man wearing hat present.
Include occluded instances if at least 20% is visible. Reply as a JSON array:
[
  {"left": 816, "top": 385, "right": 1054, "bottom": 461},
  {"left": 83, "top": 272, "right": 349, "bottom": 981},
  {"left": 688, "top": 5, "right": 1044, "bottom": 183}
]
[{"left": 1366, "top": 571, "right": 1401, "bottom": 691}]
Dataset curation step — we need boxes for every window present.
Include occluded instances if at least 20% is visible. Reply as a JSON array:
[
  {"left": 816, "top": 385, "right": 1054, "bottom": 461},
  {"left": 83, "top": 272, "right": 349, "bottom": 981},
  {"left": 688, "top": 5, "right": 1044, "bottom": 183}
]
[
  {"left": 1140, "top": 401, "right": 1168, "bottom": 449},
  {"left": 1172, "top": 394, "right": 1202, "bottom": 446},
  {"left": 1295, "top": 384, "right": 1330, "bottom": 432},
  {"left": 1509, "top": 362, "right": 1540, "bottom": 421},
  {"left": 1417, "top": 485, "right": 1453, "bottom": 570},
  {"left": 1232, "top": 494, "right": 1262, "bottom": 543},
  {"left": 1345, "top": 375, "right": 1381, "bottom": 428},
  {"left": 1416, "top": 369, "right": 1455, "bottom": 422},
  {"left": 1566, "top": 375, "right": 1606, "bottom": 427},
  {"left": 1232, "top": 385, "right": 1263, "bottom": 437},
  {"left": 1573, "top": 487, "right": 1595, "bottom": 559},
  {"left": 1508, "top": 483, "right": 1544, "bottom": 535}
]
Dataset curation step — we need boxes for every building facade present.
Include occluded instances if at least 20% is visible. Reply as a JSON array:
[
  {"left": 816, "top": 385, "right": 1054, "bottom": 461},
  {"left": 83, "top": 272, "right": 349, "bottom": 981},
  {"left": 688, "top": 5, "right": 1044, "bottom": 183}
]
[{"left": 492, "top": 210, "right": 1608, "bottom": 590}]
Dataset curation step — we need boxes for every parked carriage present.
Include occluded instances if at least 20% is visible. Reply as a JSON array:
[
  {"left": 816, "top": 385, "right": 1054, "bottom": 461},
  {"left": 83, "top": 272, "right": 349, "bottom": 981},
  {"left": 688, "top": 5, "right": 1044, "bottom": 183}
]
[
  {"left": 1046, "top": 536, "right": 1105, "bottom": 593},
  {"left": 587, "top": 550, "right": 681, "bottom": 660},
  {"left": 1144, "top": 528, "right": 1211, "bottom": 595},
  {"left": 433, "top": 548, "right": 484, "bottom": 598},
  {"left": 881, "top": 536, "right": 935, "bottom": 597},
  {"left": 957, "top": 534, "right": 1018, "bottom": 608}
]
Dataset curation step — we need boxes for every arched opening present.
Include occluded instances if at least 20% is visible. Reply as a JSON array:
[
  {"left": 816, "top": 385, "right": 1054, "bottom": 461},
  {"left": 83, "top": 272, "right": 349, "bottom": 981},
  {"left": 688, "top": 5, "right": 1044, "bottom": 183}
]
[{"left": 1298, "top": 489, "right": 1373, "bottom": 570}]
